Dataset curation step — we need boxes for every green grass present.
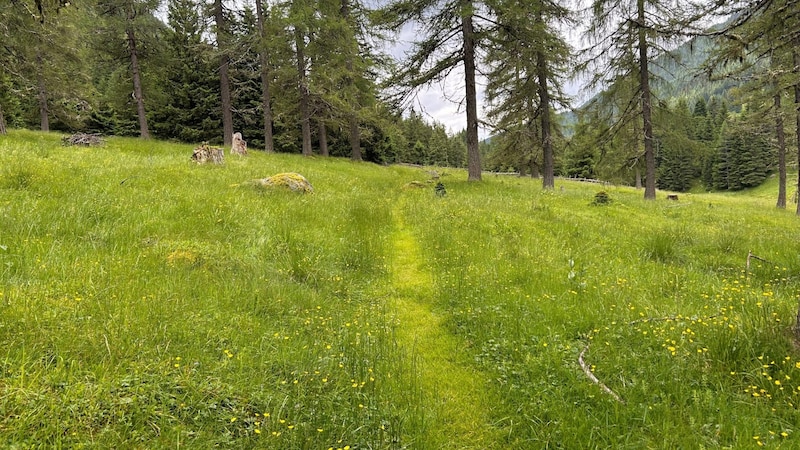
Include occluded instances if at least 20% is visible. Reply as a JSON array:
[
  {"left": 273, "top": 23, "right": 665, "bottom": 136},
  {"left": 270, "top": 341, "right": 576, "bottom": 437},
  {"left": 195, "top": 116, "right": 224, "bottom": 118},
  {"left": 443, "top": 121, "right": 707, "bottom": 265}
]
[{"left": 3, "top": 129, "right": 800, "bottom": 448}]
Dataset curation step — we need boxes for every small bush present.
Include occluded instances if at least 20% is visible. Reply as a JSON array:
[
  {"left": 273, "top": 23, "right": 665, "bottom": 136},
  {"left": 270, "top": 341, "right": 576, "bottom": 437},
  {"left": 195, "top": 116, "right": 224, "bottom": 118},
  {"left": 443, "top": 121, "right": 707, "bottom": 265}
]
[{"left": 591, "top": 191, "right": 611, "bottom": 205}]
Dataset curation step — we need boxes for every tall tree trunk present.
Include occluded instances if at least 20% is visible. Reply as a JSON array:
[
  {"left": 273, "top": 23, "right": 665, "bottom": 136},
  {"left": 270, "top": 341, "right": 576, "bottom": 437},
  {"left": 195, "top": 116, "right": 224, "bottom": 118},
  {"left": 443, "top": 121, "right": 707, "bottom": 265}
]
[
  {"left": 36, "top": 52, "right": 49, "bottom": 132},
  {"left": 255, "top": 0, "right": 274, "bottom": 152},
  {"left": 349, "top": 118, "right": 361, "bottom": 161},
  {"left": 775, "top": 92, "right": 786, "bottom": 209},
  {"left": 0, "top": 103, "right": 7, "bottom": 135},
  {"left": 462, "top": 8, "right": 481, "bottom": 181},
  {"left": 340, "top": 0, "right": 362, "bottom": 161},
  {"left": 794, "top": 50, "right": 800, "bottom": 216},
  {"left": 126, "top": 26, "right": 149, "bottom": 139},
  {"left": 536, "top": 46, "right": 554, "bottom": 189},
  {"left": 637, "top": 0, "right": 655, "bottom": 199},
  {"left": 319, "top": 121, "right": 329, "bottom": 156},
  {"left": 295, "top": 28, "right": 312, "bottom": 156},
  {"left": 214, "top": 0, "right": 233, "bottom": 146}
]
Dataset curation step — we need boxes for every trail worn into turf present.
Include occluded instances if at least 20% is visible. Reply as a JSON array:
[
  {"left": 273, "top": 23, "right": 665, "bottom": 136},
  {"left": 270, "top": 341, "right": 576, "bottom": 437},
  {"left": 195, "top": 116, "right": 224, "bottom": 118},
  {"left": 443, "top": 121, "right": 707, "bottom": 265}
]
[{"left": 389, "top": 199, "right": 501, "bottom": 449}]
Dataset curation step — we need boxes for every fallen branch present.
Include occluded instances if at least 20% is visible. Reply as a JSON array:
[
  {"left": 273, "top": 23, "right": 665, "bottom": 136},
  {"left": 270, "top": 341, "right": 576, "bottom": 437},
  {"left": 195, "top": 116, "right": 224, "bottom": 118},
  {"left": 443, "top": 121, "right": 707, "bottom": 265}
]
[
  {"left": 578, "top": 312, "right": 720, "bottom": 405},
  {"left": 746, "top": 250, "right": 773, "bottom": 274},
  {"left": 579, "top": 344, "right": 625, "bottom": 404}
]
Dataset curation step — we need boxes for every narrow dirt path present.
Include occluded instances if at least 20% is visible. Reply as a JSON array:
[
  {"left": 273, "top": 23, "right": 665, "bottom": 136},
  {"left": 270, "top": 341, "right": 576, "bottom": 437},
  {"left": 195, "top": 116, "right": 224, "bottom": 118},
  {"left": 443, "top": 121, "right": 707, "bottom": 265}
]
[{"left": 389, "top": 199, "right": 501, "bottom": 449}]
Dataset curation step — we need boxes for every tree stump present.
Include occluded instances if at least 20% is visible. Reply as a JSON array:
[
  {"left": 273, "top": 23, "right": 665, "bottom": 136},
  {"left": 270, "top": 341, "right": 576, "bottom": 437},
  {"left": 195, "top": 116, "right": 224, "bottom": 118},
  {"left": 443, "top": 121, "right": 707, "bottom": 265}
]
[
  {"left": 62, "top": 133, "right": 104, "bottom": 146},
  {"left": 231, "top": 132, "right": 247, "bottom": 156},
  {"left": 192, "top": 143, "right": 224, "bottom": 164}
]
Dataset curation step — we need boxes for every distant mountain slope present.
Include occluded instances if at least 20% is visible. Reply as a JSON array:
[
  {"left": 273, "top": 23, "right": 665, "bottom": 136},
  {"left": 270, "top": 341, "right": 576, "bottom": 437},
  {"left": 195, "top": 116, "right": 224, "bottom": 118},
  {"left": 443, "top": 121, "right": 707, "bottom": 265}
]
[
  {"left": 649, "top": 34, "right": 736, "bottom": 101},
  {"left": 558, "top": 28, "right": 734, "bottom": 133}
]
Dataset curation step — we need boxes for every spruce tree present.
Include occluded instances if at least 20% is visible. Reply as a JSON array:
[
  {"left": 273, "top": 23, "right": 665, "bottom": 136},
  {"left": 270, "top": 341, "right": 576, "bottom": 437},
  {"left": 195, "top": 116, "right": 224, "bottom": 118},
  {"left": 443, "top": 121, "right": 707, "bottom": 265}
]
[{"left": 152, "top": 0, "right": 220, "bottom": 143}]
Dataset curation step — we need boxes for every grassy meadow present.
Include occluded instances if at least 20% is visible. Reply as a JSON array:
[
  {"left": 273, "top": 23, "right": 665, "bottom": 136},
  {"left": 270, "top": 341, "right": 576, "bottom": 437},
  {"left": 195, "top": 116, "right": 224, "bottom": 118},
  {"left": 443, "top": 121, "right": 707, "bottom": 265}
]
[{"left": 2, "top": 129, "right": 800, "bottom": 448}]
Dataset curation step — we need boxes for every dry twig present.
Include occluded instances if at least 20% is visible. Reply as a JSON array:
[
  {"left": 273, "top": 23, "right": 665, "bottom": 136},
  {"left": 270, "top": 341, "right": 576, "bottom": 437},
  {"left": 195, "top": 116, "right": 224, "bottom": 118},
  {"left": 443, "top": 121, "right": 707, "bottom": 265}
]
[{"left": 578, "top": 343, "right": 625, "bottom": 404}]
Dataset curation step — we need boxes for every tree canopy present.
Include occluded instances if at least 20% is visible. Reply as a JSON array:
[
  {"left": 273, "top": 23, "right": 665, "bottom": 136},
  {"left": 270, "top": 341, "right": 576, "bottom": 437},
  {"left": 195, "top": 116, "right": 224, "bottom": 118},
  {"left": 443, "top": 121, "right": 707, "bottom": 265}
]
[{"left": 0, "top": 0, "right": 798, "bottom": 200}]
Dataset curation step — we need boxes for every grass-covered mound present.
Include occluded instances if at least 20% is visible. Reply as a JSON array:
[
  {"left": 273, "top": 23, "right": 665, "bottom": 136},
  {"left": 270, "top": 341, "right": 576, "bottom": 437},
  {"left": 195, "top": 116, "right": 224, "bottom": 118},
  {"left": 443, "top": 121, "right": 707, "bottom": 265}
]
[{"left": 2, "top": 129, "right": 800, "bottom": 448}]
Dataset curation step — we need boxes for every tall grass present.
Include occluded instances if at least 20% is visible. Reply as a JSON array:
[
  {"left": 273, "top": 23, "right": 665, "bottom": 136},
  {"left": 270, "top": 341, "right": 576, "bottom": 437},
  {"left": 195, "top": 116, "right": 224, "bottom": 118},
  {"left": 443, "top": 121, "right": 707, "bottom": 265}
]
[
  {"left": 3, "top": 129, "right": 800, "bottom": 448},
  {"left": 404, "top": 177, "right": 800, "bottom": 447},
  {"left": 0, "top": 130, "right": 416, "bottom": 448}
]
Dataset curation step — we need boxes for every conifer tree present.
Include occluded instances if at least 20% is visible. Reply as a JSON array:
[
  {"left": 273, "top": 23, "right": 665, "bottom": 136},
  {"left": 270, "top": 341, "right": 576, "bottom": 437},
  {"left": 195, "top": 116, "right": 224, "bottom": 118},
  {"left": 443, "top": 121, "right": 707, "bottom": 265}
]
[
  {"left": 377, "top": 0, "right": 484, "bottom": 180},
  {"left": 96, "top": 0, "right": 162, "bottom": 138},
  {"left": 2, "top": 0, "right": 89, "bottom": 132},
  {"left": 211, "top": 0, "right": 234, "bottom": 145},
  {"left": 484, "top": 0, "right": 572, "bottom": 189},
  {"left": 152, "top": 0, "right": 220, "bottom": 142},
  {"left": 255, "top": 0, "right": 275, "bottom": 152},
  {"left": 707, "top": 0, "right": 799, "bottom": 210},
  {"left": 581, "top": 0, "right": 703, "bottom": 199}
]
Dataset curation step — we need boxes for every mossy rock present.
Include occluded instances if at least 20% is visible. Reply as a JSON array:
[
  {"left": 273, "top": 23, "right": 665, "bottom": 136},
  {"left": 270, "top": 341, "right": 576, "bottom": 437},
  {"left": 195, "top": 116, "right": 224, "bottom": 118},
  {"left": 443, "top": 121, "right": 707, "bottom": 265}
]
[
  {"left": 256, "top": 173, "right": 314, "bottom": 193},
  {"left": 403, "top": 181, "right": 427, "bottom": 189}
]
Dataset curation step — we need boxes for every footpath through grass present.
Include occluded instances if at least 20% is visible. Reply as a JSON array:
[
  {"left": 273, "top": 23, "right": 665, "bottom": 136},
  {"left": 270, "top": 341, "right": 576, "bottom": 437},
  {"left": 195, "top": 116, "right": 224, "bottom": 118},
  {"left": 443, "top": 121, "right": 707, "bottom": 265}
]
[
  {"left": 388, "top": 196, "right": 502, "bottom": 449},
  {"left": 5, "top": 130, "right": 800, "bottom": 448}
]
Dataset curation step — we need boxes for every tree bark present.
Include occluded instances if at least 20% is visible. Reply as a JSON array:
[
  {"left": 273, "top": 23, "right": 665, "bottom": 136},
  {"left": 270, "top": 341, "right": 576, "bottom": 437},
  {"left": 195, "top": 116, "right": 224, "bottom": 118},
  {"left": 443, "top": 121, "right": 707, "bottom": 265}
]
[
  {"left": 462, "top": 7, "right": 481, "bottom": 181},
  {"left": 341, "top": 0, "right": 362, "bottom": 161},
  {"left": 319, "top": 121, "right": 329, "bottom": 156},
  {"left": 255, "top": 0, "right": 274, "bottom": 152},
  {"left": 349, "top": 118, "right": 362, "bottom": 161},
  {"left": 794, "top": 50, "right": 800, "bottom": 216},
  {"left": 126, "top": 27, "right": 149, "bottom": 138},
  {"left": 36, "top": 52, "right": 49, "bottom": 132},
  {"left": 214, "top": 0, "right": 233, "bottom": 146},
  {"left": 0, "top": 103, "right": 7, "bottom": 135},
  {"left": 536, "top": 46, "right": 554, "bottom": 189},
  {"left": 638, "top": 0, "right": 656, "bottom": 199},
  {"left": 775, "top": 92, "right": 786, "bottom": 209},
  {"left": 295, "top": 27, "right": 312, "bottom": 156}
]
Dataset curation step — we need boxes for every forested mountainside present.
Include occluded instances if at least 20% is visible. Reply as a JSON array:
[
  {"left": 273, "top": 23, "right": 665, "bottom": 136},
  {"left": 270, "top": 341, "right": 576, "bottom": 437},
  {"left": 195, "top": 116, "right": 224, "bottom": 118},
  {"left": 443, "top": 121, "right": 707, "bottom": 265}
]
[{"left": 487, "top": 17, "right": 792, "bottom": 198}]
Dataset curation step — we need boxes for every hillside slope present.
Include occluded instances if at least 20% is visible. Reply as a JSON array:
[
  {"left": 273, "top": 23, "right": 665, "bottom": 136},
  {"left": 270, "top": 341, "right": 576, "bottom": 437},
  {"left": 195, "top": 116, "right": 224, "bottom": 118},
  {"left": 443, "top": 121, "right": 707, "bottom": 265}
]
[{"left": 2, "top": 130, "right": 800, "bottom": 448}]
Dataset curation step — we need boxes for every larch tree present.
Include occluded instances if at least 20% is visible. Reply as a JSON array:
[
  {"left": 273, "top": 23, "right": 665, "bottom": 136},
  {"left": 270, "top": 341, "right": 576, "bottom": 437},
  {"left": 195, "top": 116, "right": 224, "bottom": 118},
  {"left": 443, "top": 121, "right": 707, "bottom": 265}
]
[
  {"left": 2, "top": 0, "right": 86, "bottom": 132},
  {"left": 483, "top": 0, "right": 572, "bottom": 189},
  {"left": 211, "top": 0, "right": 234, "bottom": 146},
  {"left": 254, "top": 0, "right": 275, "bottom": 152},
  {"left": 378, "top": 0, "right": 484, "bottom": 181},
  {"left": 292, "top": 1, "right": 314, "bottom": 156},
  {"left": 705, "top": 0, "right": 800, "bottom": 211},
  {"left": 581, "top": 0, "right": 702, "bottom": 199},
  {"left": 97, "top": 0, "right": 162, "bottom": 139}
]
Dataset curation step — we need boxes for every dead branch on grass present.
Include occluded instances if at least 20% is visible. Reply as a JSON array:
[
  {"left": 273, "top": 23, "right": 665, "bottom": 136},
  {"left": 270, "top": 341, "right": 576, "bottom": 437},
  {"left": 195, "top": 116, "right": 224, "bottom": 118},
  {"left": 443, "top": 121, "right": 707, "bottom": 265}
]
[{"left": 578, "top": 344, "right": 625, "bottom": 404}]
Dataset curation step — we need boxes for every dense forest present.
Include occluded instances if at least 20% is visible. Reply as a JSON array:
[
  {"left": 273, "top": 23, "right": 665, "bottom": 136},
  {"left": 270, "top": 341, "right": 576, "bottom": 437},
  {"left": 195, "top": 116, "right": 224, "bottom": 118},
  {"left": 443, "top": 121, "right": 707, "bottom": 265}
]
[{"left": 1, "top": 0, "right": 799, "bottom": 204}]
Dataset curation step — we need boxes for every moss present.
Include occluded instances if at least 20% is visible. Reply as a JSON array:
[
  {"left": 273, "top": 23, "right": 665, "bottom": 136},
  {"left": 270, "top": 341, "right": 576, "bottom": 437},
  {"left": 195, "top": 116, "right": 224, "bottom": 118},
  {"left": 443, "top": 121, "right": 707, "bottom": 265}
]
[{"left": 257, "top": 172, "right": 314, "bottom": 193}]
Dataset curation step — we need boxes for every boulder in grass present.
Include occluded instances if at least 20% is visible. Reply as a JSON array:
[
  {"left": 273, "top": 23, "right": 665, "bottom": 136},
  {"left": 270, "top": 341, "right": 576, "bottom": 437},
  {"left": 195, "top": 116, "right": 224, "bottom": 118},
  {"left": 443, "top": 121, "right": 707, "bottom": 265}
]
[{"left": 256, "top": 173, "right": 313, "bottom": 193}]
